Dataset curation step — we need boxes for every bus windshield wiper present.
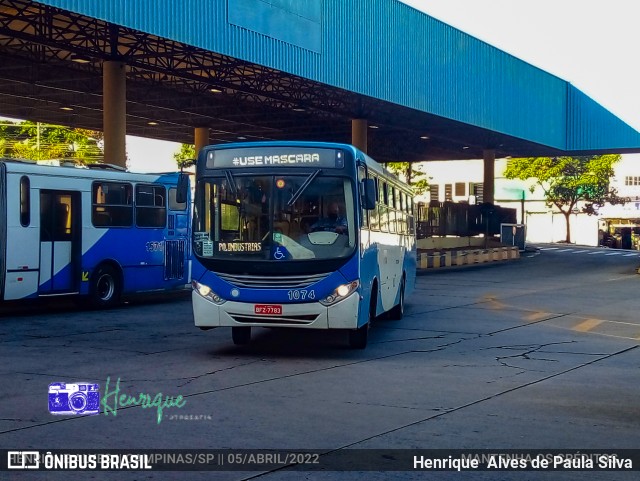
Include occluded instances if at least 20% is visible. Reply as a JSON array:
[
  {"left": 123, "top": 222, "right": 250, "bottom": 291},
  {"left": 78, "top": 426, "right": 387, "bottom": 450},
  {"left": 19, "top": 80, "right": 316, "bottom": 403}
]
[
  {"left": 287, "top": 169, "right": 321, "bottom": 206},
  {"left": 224, "top": 170, "right": 238, "bottom": 197}
]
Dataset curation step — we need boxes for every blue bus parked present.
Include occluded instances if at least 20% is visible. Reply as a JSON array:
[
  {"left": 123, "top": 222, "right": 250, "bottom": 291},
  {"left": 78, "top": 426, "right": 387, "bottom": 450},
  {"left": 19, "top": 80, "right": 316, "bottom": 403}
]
[
  {"left": 190, "top": 141, "right": 416, "bottom": 348},
  {"left": 0, "top": 159, "right": 191, "bottom": 307}
]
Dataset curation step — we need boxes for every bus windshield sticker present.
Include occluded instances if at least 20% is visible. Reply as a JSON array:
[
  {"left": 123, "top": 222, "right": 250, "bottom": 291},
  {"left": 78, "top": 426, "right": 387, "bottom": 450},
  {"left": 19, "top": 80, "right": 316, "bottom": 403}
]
[
  {"left": 202, "top": 240, "right": 214, "bottom": 256},
  {"left": 272, "top": 246, "right": 289, "bottom": 260},
  {"left": 194, "top": 232, "right": 210, "bottom": 241},
  {"left": 208, "top": 147, "right": 343, "bottom": 169}
]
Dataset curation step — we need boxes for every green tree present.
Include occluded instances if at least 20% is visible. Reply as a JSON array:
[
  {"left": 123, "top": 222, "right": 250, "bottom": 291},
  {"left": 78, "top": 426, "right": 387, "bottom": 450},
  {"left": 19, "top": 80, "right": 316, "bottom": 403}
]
[
  {"left": 173, "top": 143, "right": 196, "bottom": 168},
  {"left": 0, "top": 121, "right": 103, "bottom": 163},
  {"left": 386, "top": 162, "right": 429, "bottom": 196},
  {"left": 504, "top": 154, "right": 624, "bottom": 243}
]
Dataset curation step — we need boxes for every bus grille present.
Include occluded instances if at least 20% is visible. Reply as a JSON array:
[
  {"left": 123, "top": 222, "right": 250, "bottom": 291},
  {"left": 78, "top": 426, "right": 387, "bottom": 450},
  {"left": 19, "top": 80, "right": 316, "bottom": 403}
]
[
  {"left": 229, "top": 313, "right": 319, "bottom": 325},
  {"left": 164, "top": 239, "right": 186, "bottom": 280},
  {"left": 215, "top": 272, "right": 330, "bottom": 289}
]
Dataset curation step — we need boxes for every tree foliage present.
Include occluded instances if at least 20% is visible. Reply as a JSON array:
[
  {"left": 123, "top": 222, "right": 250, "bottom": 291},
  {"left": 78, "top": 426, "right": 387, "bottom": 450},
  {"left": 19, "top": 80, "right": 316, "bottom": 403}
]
[
  {"left": 386, "top": 162, "right": 429, "bottom": 196},
  {"left": 173, "top": 143, "right": 196, "bottom": 168},
  {"left": 504, "top": 154, "right": 624, "bottom": 242},
  {"left": 0, "top": 121, "right": 103, "bottom": 163}
]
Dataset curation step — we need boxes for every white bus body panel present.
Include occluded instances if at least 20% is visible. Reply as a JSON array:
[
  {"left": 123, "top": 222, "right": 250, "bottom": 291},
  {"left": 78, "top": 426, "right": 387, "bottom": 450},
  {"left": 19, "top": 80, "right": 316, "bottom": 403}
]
[
  {"left": 4, "top": 179, "right": 39, "bottom": 271},
  {"left": 4, "top": 271, "right": 39, "bottom": 300},
  {"left": 371, "top": 231, "right": 406, "bottom": 312},
  {"left": 3, "top": 176, "right": 40, "bottom": 298}
]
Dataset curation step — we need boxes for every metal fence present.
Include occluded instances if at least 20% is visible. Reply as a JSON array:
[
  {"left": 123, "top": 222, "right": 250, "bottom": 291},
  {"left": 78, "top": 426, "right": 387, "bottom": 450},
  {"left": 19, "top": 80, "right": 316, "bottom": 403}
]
[{"left": 416, "top": 202, "right": 517, "bottom": 239}]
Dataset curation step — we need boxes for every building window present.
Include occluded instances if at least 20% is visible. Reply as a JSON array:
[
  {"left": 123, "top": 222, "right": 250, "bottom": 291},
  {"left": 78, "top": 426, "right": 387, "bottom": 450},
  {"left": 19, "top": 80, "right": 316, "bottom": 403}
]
[
  {"left": 625, "top": 176, "right": 640, "bottom": 186},
  {"left": 429, "top": 184, "right": 439, "bottom": 202},
  {"left": 471, "top": 183, "right": 484, "bottom": 203},
  {"left": 455, "top": 182, "right": 466, "bottom": 197},
  {"left": 444, "top": 184, "right": 452, "bottom": 201}
]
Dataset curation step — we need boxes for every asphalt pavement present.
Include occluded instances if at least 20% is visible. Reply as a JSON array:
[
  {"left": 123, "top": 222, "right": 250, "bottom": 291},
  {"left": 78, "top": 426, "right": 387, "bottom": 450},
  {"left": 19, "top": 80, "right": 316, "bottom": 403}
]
[{"left": 0, "top": 244, "right": 638, "bottom": 480}]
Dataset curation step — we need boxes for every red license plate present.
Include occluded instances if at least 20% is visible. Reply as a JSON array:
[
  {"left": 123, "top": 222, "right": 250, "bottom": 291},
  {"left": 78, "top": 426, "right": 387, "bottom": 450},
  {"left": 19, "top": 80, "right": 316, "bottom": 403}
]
[{"left": 254, "top": 304, "right": 282, "bottom": 315}]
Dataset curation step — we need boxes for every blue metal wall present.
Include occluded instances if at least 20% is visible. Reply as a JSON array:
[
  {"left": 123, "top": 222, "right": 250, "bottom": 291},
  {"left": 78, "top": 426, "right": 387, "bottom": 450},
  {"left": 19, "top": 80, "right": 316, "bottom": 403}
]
[
  {"left": 37, "top": 0, "right": 640, "bottom": 152},
  {"left": 565, "top": 85, "right": 640, "bottom": 151}
]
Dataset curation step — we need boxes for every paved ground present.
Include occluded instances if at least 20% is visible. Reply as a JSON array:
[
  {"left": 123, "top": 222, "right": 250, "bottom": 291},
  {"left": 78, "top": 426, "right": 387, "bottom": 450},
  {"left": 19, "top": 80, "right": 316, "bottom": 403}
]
[{"left": 0, "top": 244, "right": 639, "bottom": 480}]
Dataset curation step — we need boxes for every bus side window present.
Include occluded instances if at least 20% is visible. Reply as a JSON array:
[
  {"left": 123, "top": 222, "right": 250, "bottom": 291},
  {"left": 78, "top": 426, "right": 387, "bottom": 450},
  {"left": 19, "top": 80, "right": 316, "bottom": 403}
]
[
  {"left": 20, "top": 176, "right": 30, "bottom": 227},
  {"left": 169, "top": 188, "right": 187, "bottom": 211},
  {"left": 380, "top": 182, "right": 389, "bottom": 232},
  {"left": 357, "top": 165, "right": 368, "bottom": 228},
  {"left": 369, "top": 175, "right": 379, "bottom": 231},
  {"left": 136, "top": 184, "right": 167, "bottom": 228},
  {"left": 92, "top": 181, "right": 133, "bottom": 227}
]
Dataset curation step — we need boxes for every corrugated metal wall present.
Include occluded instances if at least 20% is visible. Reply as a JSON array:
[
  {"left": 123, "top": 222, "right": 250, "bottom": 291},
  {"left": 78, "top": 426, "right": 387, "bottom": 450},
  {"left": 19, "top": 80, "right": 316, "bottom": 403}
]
[
  {"left": 566, "top": 85, "right": 640, "bottom": 151},
  {"left": 321, "top": 0, "right": 569, "bottom": 147},
  {"left": 36, "top": 0, "right": 640, "bottom": 152}
]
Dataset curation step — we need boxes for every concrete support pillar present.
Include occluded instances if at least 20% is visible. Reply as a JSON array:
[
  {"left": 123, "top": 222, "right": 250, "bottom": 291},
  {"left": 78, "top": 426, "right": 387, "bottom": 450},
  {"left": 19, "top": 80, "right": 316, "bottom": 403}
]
[
  {"left": 103, "top": 61, "right": 127, "bottom": 168},
  {"left": 194, "top": 127, "right": 210, "bottom": 155},
  {"left": 483, "top": 149, "right": 495, "bottom": 204},
  {"left": 351, "top": 119, "right": 368, "bottom": 153}
]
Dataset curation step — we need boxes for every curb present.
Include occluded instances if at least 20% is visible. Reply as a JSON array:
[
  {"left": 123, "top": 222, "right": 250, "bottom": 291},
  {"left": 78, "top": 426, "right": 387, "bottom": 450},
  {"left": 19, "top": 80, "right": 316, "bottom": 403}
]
[{"left": 417, "top": 246, "right": 520, "bottom": 272}]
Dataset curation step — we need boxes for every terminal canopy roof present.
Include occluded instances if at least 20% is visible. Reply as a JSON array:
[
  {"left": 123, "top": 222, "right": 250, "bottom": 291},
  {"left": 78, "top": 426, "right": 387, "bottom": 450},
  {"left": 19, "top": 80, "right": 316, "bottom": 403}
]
[{"left": 0, "top": 0, "right": 639, "bottom": 163}]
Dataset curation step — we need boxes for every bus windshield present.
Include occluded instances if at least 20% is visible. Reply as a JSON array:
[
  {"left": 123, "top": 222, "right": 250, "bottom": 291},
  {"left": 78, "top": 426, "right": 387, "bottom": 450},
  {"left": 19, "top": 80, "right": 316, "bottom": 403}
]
[{"left": 193, "top": 174, "right": 356, "bottom": 262}]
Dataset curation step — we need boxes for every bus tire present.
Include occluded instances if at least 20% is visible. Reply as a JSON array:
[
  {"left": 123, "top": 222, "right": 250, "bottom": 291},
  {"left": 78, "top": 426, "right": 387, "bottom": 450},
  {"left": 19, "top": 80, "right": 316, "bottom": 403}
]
[
  {"left": 349, "top": 290, "right": 375, "bottom": 349},
  {"left": 232, "top": 326, "right": 251, "bottom": 345},
  {"left": 88, "top": 264, "right": 122, "bottom": 309},
  {"left": 388, "top": 276, "right": 405, "bottom": 320}
]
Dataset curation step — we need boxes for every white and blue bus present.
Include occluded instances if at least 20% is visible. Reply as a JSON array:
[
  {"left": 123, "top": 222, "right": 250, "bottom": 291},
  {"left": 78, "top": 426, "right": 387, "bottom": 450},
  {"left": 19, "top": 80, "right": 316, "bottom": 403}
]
[
  {"left": 0, "top": 159, "right": 191, "bottom": 308},
  {"left": 190, "top": 141, "right": 416, "bottom": 348}
]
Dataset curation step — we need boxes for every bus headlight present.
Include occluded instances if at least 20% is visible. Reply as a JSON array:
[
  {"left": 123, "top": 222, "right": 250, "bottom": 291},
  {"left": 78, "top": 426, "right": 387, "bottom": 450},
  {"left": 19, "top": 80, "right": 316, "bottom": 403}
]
[
  {"left": 320, "top": 280, "right": 359, "bottom": 306},
  {"left": 192, "top": 280, "right": 226, "bottom": 305}
]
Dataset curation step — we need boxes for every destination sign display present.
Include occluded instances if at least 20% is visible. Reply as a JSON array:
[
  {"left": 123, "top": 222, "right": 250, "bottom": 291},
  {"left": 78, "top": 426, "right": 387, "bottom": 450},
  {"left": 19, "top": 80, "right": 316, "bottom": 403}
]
[
  {"left": 207, "top": 147, "right": 345, "bottom": 169},
  {"left": 218, "top": 242, "right": 262, "bottom": 252}
]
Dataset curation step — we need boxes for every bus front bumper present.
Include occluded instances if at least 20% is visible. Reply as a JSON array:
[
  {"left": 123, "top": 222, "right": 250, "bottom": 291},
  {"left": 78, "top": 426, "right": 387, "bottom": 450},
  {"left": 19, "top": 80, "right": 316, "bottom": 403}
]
[{"left": 192, "top": 290, "right": 361, "bottom": 330}]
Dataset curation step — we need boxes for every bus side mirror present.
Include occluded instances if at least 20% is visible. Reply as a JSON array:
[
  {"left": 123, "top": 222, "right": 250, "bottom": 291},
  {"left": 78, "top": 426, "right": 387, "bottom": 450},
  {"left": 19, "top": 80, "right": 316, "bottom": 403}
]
[
  {"left": 176, "top": 173, "right": 189, "bottom": 204},
  {"left": 361, "top": 179, "right": 376, "bottom": 210}
]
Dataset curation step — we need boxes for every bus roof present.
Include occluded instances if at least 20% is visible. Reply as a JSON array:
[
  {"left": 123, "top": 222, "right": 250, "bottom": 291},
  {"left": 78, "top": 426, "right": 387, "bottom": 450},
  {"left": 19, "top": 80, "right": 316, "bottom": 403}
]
[{"left": 0, "top": 158, "right": 181, "bottom": 183}]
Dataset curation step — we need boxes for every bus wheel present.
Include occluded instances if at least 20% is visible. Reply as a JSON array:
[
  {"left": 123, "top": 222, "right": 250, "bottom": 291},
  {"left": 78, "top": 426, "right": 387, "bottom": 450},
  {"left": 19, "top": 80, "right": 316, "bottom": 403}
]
[
  {"left": 232, "top": 326, "right": 251, "bottom": 345},
  {"left": 88, "top": 264, "right": 121, "bottom": 309},
  {"left": 349, "top": 293, "right": 374, "bottom": 349},
  {"left": 388, "top": 277, "right": 405, "bottom": 320}
]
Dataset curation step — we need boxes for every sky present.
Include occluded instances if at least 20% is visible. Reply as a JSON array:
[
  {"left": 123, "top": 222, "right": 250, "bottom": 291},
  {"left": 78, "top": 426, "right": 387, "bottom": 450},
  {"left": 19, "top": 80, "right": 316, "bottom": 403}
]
[{"left": 125, "top": 135, "right": 181, "bottom": 173}]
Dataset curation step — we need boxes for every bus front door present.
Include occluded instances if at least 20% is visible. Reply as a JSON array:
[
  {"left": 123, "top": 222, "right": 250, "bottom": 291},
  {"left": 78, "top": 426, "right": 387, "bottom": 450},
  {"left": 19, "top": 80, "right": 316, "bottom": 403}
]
[{"left": 39, "top": 190, "right": 80, "bottom": 294}]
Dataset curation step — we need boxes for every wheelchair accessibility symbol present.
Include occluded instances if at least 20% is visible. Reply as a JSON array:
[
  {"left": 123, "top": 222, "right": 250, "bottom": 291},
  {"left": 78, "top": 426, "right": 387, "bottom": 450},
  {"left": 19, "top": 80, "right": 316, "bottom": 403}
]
[{"left": 273, "top": 247, "right": 288, "bottom": 260}]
